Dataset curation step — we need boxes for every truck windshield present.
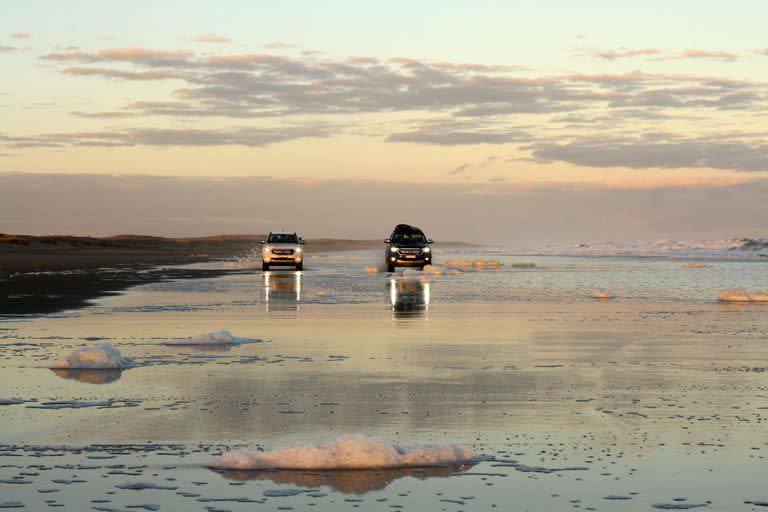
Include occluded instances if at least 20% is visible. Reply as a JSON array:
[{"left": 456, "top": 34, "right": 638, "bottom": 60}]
[
  {"left": 268, "top": 233, "right": 299, "bottom": 243},
  {"left": 391, "top": 232, "right": 426, "bottom": 244}
]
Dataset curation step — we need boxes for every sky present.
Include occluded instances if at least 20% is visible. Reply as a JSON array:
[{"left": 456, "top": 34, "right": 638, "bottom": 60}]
[{"left": 1, "top": 1, "right": 767, "bottom": 244}]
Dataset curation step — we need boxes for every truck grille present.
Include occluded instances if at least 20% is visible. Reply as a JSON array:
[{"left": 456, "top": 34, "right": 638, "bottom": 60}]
[
  {"left": 398, "top": 248, "right": 422, "bottom": 255},
  {"left": 272, "top": 249, "right": 294, "bottom": 255}
]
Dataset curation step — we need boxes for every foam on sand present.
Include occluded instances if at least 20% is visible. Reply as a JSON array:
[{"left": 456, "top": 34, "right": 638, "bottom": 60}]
[
  {"left": 50, "top": 343, "right": 135, "bottom": 369},
  {"left": 717, "top": 289, "right": 768, "bottom": 303},
  {"left": 209, "top": 433, "right": 475, "bottom": 470},
  {"left": 593, "top": 291, "right": 613, "bottom": 300},
  {"left": 681, "top": 262, "right": 714, "bottom": 269},
  {"left": 164, "top": 329, "right": 262, "bottom": 346},
  {"left": 443, "top": 259, "right": 501, "bottom": 270}
]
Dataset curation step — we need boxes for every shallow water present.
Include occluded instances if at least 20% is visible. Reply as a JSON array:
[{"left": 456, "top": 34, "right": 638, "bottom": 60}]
[{"left": 1, "top": 249, "right": 767, "bottom": 510}]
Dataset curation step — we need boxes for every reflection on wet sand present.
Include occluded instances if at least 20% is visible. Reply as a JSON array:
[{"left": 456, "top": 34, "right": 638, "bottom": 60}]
[
  {"left": 215, "top": 463, "right": 473, "bottom": 494},
  {"left": 265, "top": 271, "right": 302, "bottom": 313},
  {"left": 389, "top": 277, "right": 430, "bottom": 318},
  {"left": 50, "top": 368, "right": 124, "bottom": 384},
  {"left": 183, "top": 344, "right": 233, "bottom": 352}
]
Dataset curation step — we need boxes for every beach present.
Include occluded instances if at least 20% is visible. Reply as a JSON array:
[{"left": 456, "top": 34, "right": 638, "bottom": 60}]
[
  {"left": 1, "top": 246, "right": 767, "bottom": 510},
  {"left": 0, "top": 235, "right": 474, "bottom": 314}
]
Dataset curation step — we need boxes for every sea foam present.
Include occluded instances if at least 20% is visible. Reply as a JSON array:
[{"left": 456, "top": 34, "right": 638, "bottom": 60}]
[
  {"left": 717, "top": 289, "right": 768, "bottom": 303},
  {"left": 164, "top": 329, "right": 262, "bottom": 346},
  {"left": 50, "top": 343, "right": 135, "bottom": 369},
  {"left": 210, "top": 433, "right": 475, "bottom": 470}
]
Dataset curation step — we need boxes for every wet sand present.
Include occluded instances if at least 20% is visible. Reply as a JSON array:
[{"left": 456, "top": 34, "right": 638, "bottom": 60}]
[
  {"left": 1, "top": 253, "right": 767, "bottom": 510},
  {"left": 0, "top": 234, "right": 398, "bottom": 273},
  {"left": 0, "top": 235, "right": 473, "bottom": 315}
]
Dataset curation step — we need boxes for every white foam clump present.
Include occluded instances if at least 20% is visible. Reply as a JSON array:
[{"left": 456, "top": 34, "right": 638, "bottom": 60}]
[
  {"left": 444, "top": 259, "right": 501, "bottom": 270},
  {"left": 50, "top": 343, "right": 135, "bottom": 369},
  {"left": 210, "top": 433, "right": 475, "bottom": 470},
  {"left": 165, "top": 329, "right": 262, "bottom": 346},
  {"left": 717, "top": 289, "right": 768, "bottom": 303}
]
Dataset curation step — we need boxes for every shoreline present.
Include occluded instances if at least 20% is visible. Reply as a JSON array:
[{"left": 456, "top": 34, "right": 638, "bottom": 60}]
[
  {"left": 0, "top": 233, "right": 477, "bottom": 273},
  {"left": 0, "top": 234, "right": 476, "bottom": 316}
]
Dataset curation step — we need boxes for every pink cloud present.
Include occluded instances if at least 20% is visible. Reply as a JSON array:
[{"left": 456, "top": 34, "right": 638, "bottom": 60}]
[
  {"left": 193, "top": 33, "right": 230, "bottom": 43},
  {"left": 674, "top": 49, "right": 740, "bottom": 61},
  {"left": 11, "top": 32, "right": 31, "bottom": 40},
  {"left": 264, "top": 41, "right": 298, "bottom": 49},
  {"left": 593, "top": 48, "right": 661, "bottom": 60},
  {"left": 206, "top": 53, "right": 285, "bottom": 65},
  {"left": 42, "top": 48, "right": 192, "bottom": 64},
  {"left": 592, "top": 47, "right": 740, "bottom": 62}
]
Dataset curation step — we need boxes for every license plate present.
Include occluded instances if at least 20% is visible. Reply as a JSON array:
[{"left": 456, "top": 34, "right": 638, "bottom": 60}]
[{"left": 405, "top": 255, "right": 416, "bottom": 259}]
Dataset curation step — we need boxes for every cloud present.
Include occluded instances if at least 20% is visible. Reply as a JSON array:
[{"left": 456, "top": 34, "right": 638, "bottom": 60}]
[
  {"left": 264, "top": 41, "right": 299, "bottom": 49},
  {"left": 593, "top": 48, "right": 661, "bottom": 60},
  {"left": 42, "top": 48, "right": 193, "bottom": 66},
  {"left": 19, "top": 45, "right": 768, "bottom": 167},
  {"left": 37, "top": 47, "right": 768, "bottom": 123},
  {"left": 62, "top": 66, "right": 191, "bottom": 81},
  {"left": 0, "top": 125, "right": 330, "bottom": 148},
  {"left": 448, "top": 155, "right": 499, "bottom": 176},
  {"left": 672, "top": 49, "right": 740, "bottom": 62},
  {"left": 11, "top": 32, "right": 31, "bottom": 40},
  {"left": 0, "top": 44, "right": 18, "bottom": 52},
  {"left": 193, "top": 33, "right": 231, "bottom": 43},
  {"left": 529, "top": 135, "right": 768, "bottom": 171},
  {"left": 591, "top": 47, "right": 741, "bottom": 62},
  {"left": 388, "top": 128, "right": 528, "bottom": 146},
  {"left": 449, "top": 163, "right": 470, "bottom": 176}
]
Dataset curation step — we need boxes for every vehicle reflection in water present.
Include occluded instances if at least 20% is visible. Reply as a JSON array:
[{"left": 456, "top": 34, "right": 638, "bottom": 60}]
[
  {"left": 214, "top": 463, "right": 473, "bottom": 494},
  {"left": 264, "top": 271, "right": 302, "bottom": 313},
  {"left": 388, "top": 277, "right": 430, "bottom": 319},
  {"left": 50, "top": 368, "right": 124, "bottom": 384}
]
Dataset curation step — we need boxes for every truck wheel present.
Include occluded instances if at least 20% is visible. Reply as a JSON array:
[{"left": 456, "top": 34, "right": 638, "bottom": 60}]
[
  {"left": 387, "top": 262, "right": 395, "bottom": 272},
  {"left": 295, "top": 262, "right": 303, "bottom": 271},
  {"left": 262, "top": 262, "right": 269, "bottom": 271}
]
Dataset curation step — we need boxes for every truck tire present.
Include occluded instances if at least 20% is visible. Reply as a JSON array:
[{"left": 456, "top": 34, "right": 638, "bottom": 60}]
[
  {"left": 387, "top": 262, "right": 395, "bottom": 272},
  {"left": 295, "top": 262, "right": 303, "bottom": 271},
  {"left": 262, "top": 262, "right": 269, "bottom": 271}
]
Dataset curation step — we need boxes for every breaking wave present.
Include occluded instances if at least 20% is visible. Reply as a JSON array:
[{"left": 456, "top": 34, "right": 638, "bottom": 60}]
[
  {"left": 493, "top": 237, "right": 768, "bottom": 259},
  {"left": 209, "top": 433, "right": 475, "bottom": 470}
]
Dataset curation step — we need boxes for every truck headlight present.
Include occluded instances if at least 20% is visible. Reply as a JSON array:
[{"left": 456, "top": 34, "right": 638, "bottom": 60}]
[
  {"left": 423, "top": 247, "right": 431, "bottom": 253},
  {"left": 390, "top": 247, "right": 398, "bottom": 253},
  {"left": 296, "top": 247, "right": 302, "bottom": 253}
]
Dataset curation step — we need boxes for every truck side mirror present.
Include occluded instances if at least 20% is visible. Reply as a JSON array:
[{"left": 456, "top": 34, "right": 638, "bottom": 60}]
[
  {"left": 384, "top": 239, "right": 390, "bottom": 243},
  {"left": 259, "top": 240, "right": 266, "bottom": 244},
  {"left": 300, "top": 240, "right": 306, "bottom": 245},
  {"left": 427, "top": 239, "right": 434, "bottom": 244}
]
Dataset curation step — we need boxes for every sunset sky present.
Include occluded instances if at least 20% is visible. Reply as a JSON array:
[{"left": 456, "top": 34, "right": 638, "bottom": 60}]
[{"left": 2, "top": 1, "right": 767, "bottom": 243}]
